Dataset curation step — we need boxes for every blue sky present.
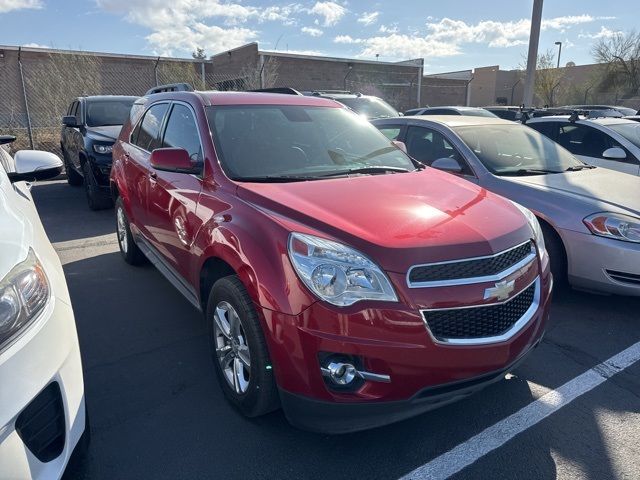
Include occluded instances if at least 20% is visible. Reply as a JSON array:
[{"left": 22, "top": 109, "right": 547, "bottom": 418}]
[{"left": 0, "top": 0, "right": 634, "bottom": 73}]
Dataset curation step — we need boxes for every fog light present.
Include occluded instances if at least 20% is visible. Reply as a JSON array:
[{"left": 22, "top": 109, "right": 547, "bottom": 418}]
[{"left": 326, "top": 361, "right": 358, "bottom": 385}]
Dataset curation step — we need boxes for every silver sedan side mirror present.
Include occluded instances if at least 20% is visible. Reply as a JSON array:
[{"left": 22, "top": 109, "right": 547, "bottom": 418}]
[
  {"left": 602, "top": 147, "right": 627, "bottom": 160},
  {"left": 431, "top": 157, "right": 463, "bottom": 173}
]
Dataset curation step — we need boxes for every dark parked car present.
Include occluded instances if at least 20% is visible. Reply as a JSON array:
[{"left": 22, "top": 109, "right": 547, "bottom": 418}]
[
  {"left": 302, "top": 90, "right": 400, "bottom": 119},
  {"left": 406, "top": 106, "right": 499, "bottom": 118},
  {"left": 560, "top": 105, "right": 637, "bottom": 117},
  {"left": 483, "top": 106, "right": 525, "bottom": 121},
  {"left": 61, "top": 95, "right": 138, "bottom": 209}
]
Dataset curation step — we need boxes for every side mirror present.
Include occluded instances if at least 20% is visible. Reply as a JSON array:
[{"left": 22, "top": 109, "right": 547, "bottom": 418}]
[
  {"left": 602, "top": 147, "right": 626, "bottom": 160},
  {"left": 8, "top": 150, "right": 63, "bottom": 183},
  {"left": 431, "top": 157, "right": 463, "bottom": 174},
  {"left": 62, "top": 115, "right": 80, "bottom": 127},
  {"left": 150, "top": 148, "right": 199, "bottom": 174},
  {"left": 392, "top": 140, "right": 407, "bottom": 153},
  {"left": 0, "top": 135, "right": 16, "bottom": 145}
]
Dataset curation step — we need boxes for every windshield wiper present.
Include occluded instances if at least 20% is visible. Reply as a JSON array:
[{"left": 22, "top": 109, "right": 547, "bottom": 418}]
[
  {"left": 500, "top": 168, "right": 563, "bottom": 176},
  {"left": 318, "top": 166, "right": 412, "bottom": 177},
  {"left": 565, "top": 165, "right": 596, "bottom": 171}
]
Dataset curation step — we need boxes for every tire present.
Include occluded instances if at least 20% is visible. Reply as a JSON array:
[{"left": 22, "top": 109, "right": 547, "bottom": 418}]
[
  {"left": 83, "top": 162, "right": 113, "bottom": 210},
  {"left": 207, "top": 275, "right": 279, "bottom": 417},
  {"left": 63, "top": 150, "right": 83, "bottom": 187},
  {"left": 540, "top": 222, "right": 567, "bottom": 287},
  {"left": 115, "top": 197, "right": 146, "bottom": 266}
]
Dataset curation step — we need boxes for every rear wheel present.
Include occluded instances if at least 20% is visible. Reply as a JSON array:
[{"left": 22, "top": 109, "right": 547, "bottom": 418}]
[
  {"left": 83, "top": 162, "right": 113, "bottom": 210},
  {"left": 115, "top": 197, "right": 146, "bottom": 265},
  {"left": 207, "top": 276, "right": 279, "bottom": 417}
]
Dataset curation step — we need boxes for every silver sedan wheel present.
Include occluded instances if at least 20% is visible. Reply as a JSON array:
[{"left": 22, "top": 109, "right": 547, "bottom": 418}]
[
  {"left": 116, "top": 206, "right": 128, "bottom": 254},
  {"left": 213, "top": 301, "right": 251, "bottom": 394}
]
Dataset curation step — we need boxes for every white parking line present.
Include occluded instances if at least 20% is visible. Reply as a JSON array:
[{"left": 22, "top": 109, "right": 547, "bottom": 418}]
[{"left": 399, "top": 341, "right": 640, "bottom": 480}]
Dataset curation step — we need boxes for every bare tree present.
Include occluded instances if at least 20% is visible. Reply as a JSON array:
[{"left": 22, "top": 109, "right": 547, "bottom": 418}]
[
  {"left": 240, "top": 56, "right": 279, "bottom": 90},
  {"left": 518, "top": 50, "right": 564, "bottom": 106},
  {"left": 592, "top": 30, "right": 640, "bottom": 95}
]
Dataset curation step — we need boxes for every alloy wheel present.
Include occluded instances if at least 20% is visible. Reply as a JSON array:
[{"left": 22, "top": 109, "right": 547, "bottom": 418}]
[
  {"left": 213, "top": 301, "right": 251, "bottom": 394},
  {"left": 116, "top": 206, "right": 128, "bottom": 254}
]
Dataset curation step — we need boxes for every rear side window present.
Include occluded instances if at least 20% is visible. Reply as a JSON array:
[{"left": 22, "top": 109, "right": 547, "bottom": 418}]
[
  {"left": 162, "top": 104, "right": 202, "bottom": 163},
  {"left": 424, "top": 109, "right": 457, "bottom": 115},
  {"left": 556, "top": 124, "right": 620, "bottom": 158},
  {"left": 527, "top": 121, "right": 557, "bottom": 140},
  {"left": 132, "top": 103, "right": 169, "bottom": 151},
  {"left": 377, "top": 126, "right": 402, "bottom": 140}
]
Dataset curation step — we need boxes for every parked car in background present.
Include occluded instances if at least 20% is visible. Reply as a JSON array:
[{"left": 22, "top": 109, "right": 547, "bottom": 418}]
[
  {"left": 110, "top": 89, "right": 551, "bottom": 433},
  {"left": 623, "top": 115, "right": 640, "bottom": 122},
  {"left": 60, "top": 95, "right": 138, "bottom": 210},
  {"left": 560, "top": 105, "right": 637, "bottom": 117},
  {"left": 527, "top": 116, "right": 640, "bottom": 176},
  {"left": 373, "top": 115, "right": 640, "bottom": 296},
  {"left": 404, "top": 106, "right": 430, "bottom": 116},
  {"left": 406, "top": 106, "right": 499, "bottom": 118},
  {"left": 483, "top": 106, "right": 525, "bottom": 121},
  {"left": 302, "top": 90, "right": 400, "bottom": 119},
  {"left": 0, "top": 138, "right": 87, "bottom": 479}
]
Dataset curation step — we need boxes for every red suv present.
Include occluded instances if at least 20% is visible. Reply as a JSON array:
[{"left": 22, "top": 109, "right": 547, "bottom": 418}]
[{"left": 110, "top": 90, "right": 552, "bottom": 433}]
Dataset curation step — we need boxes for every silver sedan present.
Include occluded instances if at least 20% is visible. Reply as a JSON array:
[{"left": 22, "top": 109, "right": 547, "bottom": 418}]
[{"left": 373, "top": 115, "right": 640, "bottom": 296}]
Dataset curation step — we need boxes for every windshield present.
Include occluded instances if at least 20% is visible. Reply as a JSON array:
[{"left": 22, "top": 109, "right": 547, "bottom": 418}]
[
  {"left": 335, "top": 97, "right": 399, "bottom": 119},
  {"left": 453, "top": 124, "right": 584, "bottom": 175},
  {"left": 206, "top": 105, "right": 415, "bottom": 181},
  {"left": 608, "top": 122, "right": 640, "bottom": 149},
  {"left": 86, "top": 99, "right": 136, "bottom": 127}
]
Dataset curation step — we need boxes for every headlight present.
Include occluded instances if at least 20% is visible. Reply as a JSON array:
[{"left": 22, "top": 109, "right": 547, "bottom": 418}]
[
  {"left": 93, "top": 144, "right": 113, "bottom": 154},
  {"left": 288, "top": 233, "right": 398, "bottom": 306},
  {"left": 512, "top": 202, "right": 546, "bottom": 258},
  {"left": 583, "top": 212, "right": 640, "bottom": 243},
  {"left": 0, "top": 249, "right": 50, "bottom": 350}
]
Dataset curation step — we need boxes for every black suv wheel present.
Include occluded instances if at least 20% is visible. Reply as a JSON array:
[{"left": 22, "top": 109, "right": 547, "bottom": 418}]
[{"left": 83, "top": 162, "right": 113, "bottom": 210}]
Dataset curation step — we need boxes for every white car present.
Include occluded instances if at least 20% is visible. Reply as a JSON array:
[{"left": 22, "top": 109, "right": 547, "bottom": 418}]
[
  {"left": 0, "top": 138, "right": 87, "bottom": 479},
  {"left": 527, "top": 116, "right": 640, "bottom": 176}
]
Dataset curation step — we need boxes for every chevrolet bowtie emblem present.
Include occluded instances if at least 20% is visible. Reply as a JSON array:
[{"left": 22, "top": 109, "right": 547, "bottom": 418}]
[{"left": 484, "top": 279, "right": 516, "bottom": 301}]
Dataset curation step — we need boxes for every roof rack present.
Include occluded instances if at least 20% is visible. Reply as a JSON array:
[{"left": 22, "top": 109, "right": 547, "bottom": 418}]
[
  {"left": 145, "top": 83, "right": 194, "bottom": 95},
  {"left": 247, "top": 87, "right": 302, "bottom": 95}
]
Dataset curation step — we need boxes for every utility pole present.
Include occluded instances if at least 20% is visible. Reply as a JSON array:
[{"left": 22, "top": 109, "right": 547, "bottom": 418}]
[{"left": 523, "top": 0, "right": 543, "bottom": 107}]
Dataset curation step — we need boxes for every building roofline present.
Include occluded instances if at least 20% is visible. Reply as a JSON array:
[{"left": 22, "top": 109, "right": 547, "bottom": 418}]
[{"left": 0, "top": 45, "right": 206, "bottom": 63}]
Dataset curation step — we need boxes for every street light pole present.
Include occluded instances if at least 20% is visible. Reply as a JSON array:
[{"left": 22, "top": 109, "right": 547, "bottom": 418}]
[
  {"left": 523, "top": 0, "right": 544, "bottom": 108},
  {"left": 555, "top": 41, "right": 562, "bottom": 68}
]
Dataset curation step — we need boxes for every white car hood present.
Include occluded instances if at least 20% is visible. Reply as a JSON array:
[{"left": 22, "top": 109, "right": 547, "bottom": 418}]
[
  {"left": 0, "top": 177, "right": 33, "bottom": 279},
  {"left": 504, "top": 168, "right": 640, "bottom": 216}
]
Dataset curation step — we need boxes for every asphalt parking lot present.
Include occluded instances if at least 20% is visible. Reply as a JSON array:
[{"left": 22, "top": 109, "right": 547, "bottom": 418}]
[{"left": 33, "top": 180, "right": 640, "bottom": 480}]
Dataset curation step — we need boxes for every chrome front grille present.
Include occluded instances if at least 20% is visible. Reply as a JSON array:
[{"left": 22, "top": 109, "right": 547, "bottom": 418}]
[
  {"left": 407, "top": 240, "right": 536, "bottom": 288},
  {"left": 420, "top": 278, "right": 540, "bottom": 345}
]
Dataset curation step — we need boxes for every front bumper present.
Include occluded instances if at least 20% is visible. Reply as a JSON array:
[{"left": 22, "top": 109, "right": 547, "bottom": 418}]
[
  {"left": 0, "top": 295, "right": 85, "bottom": 479},
  {"left": 261, "top": 265, "right": 552, "bottom": 433},
  {"left": 88, "top": 152, "right": 113, "bottom": 188},
  {"left": 562, "top": 228, "right": 640, "bottom": 295},
  {"left": 280, "top": 338, "right": 541, "bottom": 434}
]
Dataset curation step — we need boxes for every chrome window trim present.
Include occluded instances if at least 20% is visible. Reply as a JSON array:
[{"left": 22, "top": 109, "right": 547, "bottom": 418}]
[
  {"left": 407, "top": 240, "right": 535, "bottom": 288},
  {"left": 420, "top": 277, "right": 540, "bottom": 346}
]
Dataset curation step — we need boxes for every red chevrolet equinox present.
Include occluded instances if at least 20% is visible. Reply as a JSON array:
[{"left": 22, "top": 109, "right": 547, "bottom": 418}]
[{"left": 110, "top": 90, "right": 552, "bottom": 433}]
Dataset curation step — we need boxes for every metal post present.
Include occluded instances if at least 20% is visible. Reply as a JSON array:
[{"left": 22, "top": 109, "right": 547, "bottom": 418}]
[
  {"left": 465, "top": 76, "right": 474, "bottom": 106},
  {"left": 258, "top": 54, "right": 265, "bottom": 89},
  {"left": 555, "top": 41, "right": 562, "bottom": 68},
  {"left": 523, "top": 0, "right": 544, "bottom": 107},
  {"left": 511, "top": 78, "right": 522, "bottom": 104},
  {"left": 154, "top": 56, "right": 160, "bottom": 86},
  {"left": 201, "top": 61, "right": 206, "bottom": 89},
  {"left": 17, "top": 47, "right": 34, "bottom": 150},
  {"left": 343, "top": 64, "right": 353, "bottom": 91},
  {"left": 416, "top": 60, "right": 423, "bottom": 107}
]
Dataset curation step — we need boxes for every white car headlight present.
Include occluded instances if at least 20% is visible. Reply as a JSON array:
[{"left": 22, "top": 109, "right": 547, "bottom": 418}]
[
  {"left": 288, "top": 233, "right": 398, "bottom": 307},
  {"left": 583, "top": 212, "right": 640, "bottom": 243},
  {"left": 0, "top": 249, "right": 50, "bottom": 350},
  {"left": 512, "top": 202, "right": 546, "bottom": 259},
  {"left": 93, "top": 144, "right": 113, "bottom": 154}
]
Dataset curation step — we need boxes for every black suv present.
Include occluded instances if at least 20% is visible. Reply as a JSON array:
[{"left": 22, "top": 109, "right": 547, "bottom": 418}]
[{"left": 61, "top": 95, "right": 138, "bottom": 209}]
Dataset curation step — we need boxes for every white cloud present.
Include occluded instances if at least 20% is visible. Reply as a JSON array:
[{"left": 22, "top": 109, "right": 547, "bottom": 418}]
[
  {"left": 96, "top": 0, "right": 302, "bottom": 55},
  {"left": 301, "top": 26, "right": 323, "bottom": 37},
  {"left": 308, "top": 1, "right": 346, "bottom": 27},
  {"left": 357, "top": 11, "right": 379, "bottom": 26},
  {"left": 23, "top": 42, "right": 49, "bottom": 48},
  {"left": 579, "top": 26, "right": 621, "bottom": 39},
  {"left": 378, "top": 24, "right": 398, "bottom": 34},
  {"left": 0, "top": 0, "right": 41, "bottom": 13}
]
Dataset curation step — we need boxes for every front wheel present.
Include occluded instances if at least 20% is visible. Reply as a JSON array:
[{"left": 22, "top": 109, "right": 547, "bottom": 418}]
[
  {"left": 541, "top": 222, "right": 567, "bottom": 287},
  {"left": 115, "top": 197, "right": 146, "bottom": 265},
  {"left": 63, "top": 150, "right": 83, "bottom": 187},
  {"left": 83, "top": 162, "right": 113, "bottom": 210},
  {"left": 207, "top": 276, "right": 279, "bottom": 417}
]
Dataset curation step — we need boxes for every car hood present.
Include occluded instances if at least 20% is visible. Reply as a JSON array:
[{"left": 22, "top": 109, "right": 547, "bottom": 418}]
[
  {"left": 502, "top": 168, "right": 640, "bottom": 216},
  {"left": 86, "top": 125, "right": 122, "bottom": 142},
  {"left": 0, "top": 178, "right": 32, "bottom": 279},
  {"left": 237, "top": 169, "right": 531, "bottom": 272}
]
